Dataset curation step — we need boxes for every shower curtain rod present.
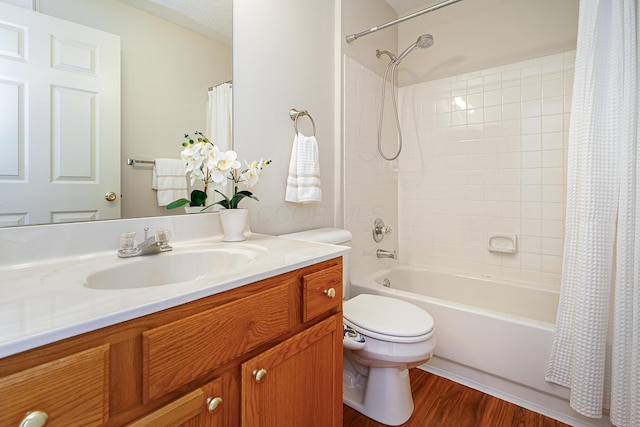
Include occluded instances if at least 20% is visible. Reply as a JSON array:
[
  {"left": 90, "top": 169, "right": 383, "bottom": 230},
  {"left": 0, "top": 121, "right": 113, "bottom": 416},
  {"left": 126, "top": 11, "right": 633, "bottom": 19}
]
[
  {"left": 208, "top": 80, "right": 232, "bottom": 91},
  {"left": 345, "top": 0, "right": 463, "bottom": 43}
]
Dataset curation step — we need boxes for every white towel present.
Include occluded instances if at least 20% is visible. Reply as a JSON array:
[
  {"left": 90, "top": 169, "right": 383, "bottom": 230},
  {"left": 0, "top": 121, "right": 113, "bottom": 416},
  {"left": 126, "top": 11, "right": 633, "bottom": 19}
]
[
  {"left": 152, "top": 158, "right": 188, "bottom": 206},
  {"left": 285, "top": 133, "right": 322, "bottom": 203}
]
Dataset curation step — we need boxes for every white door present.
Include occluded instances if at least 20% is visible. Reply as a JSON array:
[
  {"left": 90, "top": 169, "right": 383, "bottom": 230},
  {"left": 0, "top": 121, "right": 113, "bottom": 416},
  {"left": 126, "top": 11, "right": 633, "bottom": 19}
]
[{"left": 0, "top": 2, "right": 120, "bottom": 227}]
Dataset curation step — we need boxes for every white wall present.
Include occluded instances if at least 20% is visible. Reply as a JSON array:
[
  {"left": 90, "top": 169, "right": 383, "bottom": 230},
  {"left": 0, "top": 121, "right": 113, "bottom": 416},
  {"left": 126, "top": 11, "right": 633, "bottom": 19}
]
[
  {"left": 30, "top": 0, "right": 232, "bottom": 219},
  {"left": 234, "top": 0, "right": 337, "bottom": 235},
  {"left": 342, "top": 0, "right": 400, "bottom": 271}
]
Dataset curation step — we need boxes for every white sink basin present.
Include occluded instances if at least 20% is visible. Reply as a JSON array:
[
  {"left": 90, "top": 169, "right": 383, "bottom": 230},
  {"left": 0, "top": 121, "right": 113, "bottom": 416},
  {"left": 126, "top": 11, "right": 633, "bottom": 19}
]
[{"left": 85, "top": 248, "right": 261, "bottom": 290}]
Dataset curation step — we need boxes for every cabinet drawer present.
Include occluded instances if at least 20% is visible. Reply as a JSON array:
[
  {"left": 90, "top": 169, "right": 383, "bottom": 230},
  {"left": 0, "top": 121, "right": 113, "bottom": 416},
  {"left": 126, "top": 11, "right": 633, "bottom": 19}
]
[
  {"left": 128, "top": 389, "right": 203, "bottom": 427},
  {"left": 127, "top": 377, "right": 223, "bottom": 427},
  {"left": 0, "top": 344, "right": 109, "bottom": 427},
  {"left": 302, "top": 264, "right": 342, "bottom": 322},
  {"left": 143, "top": 283, "right": 292, "bottom": 401}
]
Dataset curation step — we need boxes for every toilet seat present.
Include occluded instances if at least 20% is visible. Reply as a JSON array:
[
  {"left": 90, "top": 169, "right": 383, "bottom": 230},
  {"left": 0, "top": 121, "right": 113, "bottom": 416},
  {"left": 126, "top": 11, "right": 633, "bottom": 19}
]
[{"left": 343, "top": 294, "right": 434, "bottom": 343}]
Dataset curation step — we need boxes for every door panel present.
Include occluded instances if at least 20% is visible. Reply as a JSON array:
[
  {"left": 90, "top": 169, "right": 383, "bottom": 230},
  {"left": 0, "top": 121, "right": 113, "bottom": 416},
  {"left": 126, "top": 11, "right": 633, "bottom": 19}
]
[{"left": 0, "top": 2, "right": 120, "bottom": 226}]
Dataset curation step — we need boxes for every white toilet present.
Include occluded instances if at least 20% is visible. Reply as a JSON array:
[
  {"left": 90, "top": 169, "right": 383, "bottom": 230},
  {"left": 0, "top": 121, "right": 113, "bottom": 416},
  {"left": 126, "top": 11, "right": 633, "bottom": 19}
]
[{"left": 280, "top": 227, "right": 436, "bottom": 426}]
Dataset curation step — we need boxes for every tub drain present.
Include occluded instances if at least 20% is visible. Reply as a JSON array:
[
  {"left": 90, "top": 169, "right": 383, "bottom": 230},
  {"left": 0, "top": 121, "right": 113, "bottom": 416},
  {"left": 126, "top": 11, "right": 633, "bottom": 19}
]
[{"left": 382, "top": 278, "right": 391, "bottom": 287}]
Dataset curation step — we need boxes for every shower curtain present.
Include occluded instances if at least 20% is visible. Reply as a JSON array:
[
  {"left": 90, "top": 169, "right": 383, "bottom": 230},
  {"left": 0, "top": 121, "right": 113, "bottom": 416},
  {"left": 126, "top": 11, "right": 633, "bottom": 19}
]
[
  {"left": 207, "top": 82, "right": 233, "bottom": 152},
  {"left": 545, "top": 1, "right": 639, "bottom": 426},
  {"left": 207, "top": 82, "right": 233, "bottom": 202}
]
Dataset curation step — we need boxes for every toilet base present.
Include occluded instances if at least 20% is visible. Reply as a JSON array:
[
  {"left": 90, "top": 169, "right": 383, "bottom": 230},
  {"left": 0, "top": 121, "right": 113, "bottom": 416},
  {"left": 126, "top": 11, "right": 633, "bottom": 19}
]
[{"left": 343, "top": 356, "right": 414, "bottom": 426}]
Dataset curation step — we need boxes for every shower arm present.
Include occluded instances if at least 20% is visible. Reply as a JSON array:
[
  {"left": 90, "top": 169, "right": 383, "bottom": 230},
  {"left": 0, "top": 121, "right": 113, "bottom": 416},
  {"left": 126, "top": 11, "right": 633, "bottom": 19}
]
[{"left": 345, "top": 0, "right": 463, "bottom": 43}]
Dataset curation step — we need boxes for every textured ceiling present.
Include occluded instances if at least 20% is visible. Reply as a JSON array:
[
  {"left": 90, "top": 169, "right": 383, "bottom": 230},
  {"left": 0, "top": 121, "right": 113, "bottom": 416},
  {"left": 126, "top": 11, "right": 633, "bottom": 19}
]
[
  {"left": 116, "top": 0, "right": 231, "bottom": 46},
  {"left": 116, "top": 0, "right": 431, "bottom": 45}
]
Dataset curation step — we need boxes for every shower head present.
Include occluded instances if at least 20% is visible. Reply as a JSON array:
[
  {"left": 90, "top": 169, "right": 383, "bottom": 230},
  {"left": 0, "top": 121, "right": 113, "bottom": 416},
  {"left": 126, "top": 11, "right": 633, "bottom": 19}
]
[
  {"left": 416, "top": 33, "right": 435, "bottom": 48},
  {"left": 395, "top": 34, "right": 434, "bottom": 65}
]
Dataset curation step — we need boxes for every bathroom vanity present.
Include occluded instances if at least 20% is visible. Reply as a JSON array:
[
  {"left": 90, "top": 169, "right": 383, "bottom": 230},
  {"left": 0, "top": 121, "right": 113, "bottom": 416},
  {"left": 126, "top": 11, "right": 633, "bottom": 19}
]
[{"left": 0, "top": 217, "right": 347, "bottom": 427}]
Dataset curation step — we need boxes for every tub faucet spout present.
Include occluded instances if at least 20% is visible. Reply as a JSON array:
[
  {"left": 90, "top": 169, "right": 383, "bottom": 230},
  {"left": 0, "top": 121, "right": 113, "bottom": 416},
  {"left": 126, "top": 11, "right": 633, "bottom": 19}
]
[{"left": 376, "top": 249, "right": 397, "bottom": 259}]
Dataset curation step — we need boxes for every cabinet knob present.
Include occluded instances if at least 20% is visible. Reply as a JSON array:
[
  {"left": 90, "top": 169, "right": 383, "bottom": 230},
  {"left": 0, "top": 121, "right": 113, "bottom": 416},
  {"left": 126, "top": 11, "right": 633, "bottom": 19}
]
[
  {"left": 206, "top": 396, "right": 223, "bottom": 413},
  {"left": 323, "top": 288, "right": 336, "bottom": 299},
  {"left": 19, "top": 411, "right": 48, "bottom": 427},
  {"left": 252, "top": 368, "right": 267, "bottom": 383}
]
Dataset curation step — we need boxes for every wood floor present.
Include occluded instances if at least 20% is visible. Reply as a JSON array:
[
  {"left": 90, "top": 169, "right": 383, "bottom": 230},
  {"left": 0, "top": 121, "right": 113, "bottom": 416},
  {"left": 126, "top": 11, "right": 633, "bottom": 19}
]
[{"left": 343, "top": 369, "right": 570, "bottom": 427}]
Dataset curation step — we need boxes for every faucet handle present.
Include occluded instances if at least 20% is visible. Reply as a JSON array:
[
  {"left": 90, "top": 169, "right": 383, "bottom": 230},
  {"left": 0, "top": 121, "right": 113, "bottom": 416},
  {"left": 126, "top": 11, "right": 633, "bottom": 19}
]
[
  {"left": 119, "top": 232, "right": 137, "bottom": 255},
  {"left": 372, "top": 218, "right": 391, "bottom": 242},
  {"left": 155, "top": 228, "right": 171, "bottom": 244}
]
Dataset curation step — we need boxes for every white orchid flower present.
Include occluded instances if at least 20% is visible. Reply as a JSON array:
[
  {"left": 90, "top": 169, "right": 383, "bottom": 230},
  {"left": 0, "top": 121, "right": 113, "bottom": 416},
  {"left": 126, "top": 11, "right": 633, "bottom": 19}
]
[
  {"left": 205, "top": 145, "right": 219, "bottom": 172},
  {"left": 204, "top": 146, "right": 224, "bottom": 184},
  {"left": 218, "top": 150, "right": 241, "bottom": 172},
  {"left": 241, "top": 160, "right": 261, "bottom": 187}
]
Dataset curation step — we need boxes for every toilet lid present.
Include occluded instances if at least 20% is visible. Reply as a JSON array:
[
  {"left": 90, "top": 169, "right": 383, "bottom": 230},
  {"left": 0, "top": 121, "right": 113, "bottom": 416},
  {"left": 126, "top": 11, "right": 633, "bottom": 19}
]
[{"left": 343, "top": 294, "right": 434, "bottom": 339}]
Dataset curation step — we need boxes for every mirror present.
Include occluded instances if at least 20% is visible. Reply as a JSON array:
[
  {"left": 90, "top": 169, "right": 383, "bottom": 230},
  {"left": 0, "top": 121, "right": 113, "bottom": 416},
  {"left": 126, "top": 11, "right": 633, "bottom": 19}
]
[{"left": 0, "top": 0, "right": 232, "bottom": 227}]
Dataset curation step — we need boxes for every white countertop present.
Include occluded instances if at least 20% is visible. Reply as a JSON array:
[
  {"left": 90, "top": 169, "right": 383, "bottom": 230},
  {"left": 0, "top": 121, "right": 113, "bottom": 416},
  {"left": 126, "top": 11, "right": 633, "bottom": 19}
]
[{"left": 0, "top": 233, "right": 348, "bottom": 359}]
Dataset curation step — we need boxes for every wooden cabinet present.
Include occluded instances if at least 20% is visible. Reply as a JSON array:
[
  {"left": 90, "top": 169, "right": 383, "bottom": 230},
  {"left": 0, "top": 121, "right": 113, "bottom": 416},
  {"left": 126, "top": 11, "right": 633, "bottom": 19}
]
[
  {"left": 0, "top": 257, "right": 342, "bottom": 427},
  {"left": 142, "top": 282, "right": 292, "bottom": 402},
  {"left": 0, "top": 345, "right": 110, "bottom": 427},
  {"left": 241, "top": 315, "right": 342, "bottom": 427}
]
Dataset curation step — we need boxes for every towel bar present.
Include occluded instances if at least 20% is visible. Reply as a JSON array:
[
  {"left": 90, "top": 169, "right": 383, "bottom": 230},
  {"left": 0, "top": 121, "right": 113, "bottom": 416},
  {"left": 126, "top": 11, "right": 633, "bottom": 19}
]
[
  {"left": 127, "top": 158, "right": 155, "bottom": 166},
  {"left": 289, "top": 108, "right": 316, "bottom": 136}
]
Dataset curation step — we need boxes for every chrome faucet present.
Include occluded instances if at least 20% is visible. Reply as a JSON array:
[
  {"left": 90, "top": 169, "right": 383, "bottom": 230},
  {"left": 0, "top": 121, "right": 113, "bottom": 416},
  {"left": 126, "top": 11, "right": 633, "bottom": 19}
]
[
  {"left": 118, "top": 228, "right": 172, "bottom": 258},
  {"left": 376, "top": 249, "right": 397, "bottom": 259}
]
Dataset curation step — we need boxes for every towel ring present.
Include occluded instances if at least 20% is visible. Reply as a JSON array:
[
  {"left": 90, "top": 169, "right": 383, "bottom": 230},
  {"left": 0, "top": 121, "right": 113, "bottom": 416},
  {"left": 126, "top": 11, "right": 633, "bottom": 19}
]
[{"left": 289, "top": 108, "right": 316, "bottom": 136}]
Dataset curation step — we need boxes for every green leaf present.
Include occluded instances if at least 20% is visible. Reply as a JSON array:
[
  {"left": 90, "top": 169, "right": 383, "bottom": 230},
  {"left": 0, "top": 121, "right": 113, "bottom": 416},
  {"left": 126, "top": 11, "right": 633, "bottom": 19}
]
[
  {"left": 229, "top": 190, "right": 258, "bottom": 209},
  {"left": 213, "top": 189, "right": 231, "bottom": 209},
  {"left": 190, "top": 189, "right": 207, "bottom": 206},
  {"left": 215, "top": 200, "right": 231, "bottom": 209},
  {"left": 166, "top": 198, "right": 191, "bottom": 209}
]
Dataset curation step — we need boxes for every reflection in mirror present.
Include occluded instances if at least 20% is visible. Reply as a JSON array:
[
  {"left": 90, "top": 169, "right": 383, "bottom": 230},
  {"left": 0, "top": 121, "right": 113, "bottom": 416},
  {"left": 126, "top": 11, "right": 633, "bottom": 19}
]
[{"left": 0, "top": 0, "right": 232, "bottom": 227}]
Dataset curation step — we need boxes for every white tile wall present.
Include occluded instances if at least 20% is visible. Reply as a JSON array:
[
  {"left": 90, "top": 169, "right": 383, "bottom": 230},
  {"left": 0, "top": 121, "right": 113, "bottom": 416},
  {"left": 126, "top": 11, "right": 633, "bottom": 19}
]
[
  {"left": 397, "top": 51, "right": 575, "bottom": 290},
  {"left": 343, "top": 56, "right": 399, "bottom": 271}
]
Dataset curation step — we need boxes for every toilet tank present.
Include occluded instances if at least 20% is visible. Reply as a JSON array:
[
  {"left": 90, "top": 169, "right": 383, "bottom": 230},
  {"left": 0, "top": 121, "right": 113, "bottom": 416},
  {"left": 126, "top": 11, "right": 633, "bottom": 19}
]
[{"left": 279, "top": 227, "right": 352, "bottom": 298}]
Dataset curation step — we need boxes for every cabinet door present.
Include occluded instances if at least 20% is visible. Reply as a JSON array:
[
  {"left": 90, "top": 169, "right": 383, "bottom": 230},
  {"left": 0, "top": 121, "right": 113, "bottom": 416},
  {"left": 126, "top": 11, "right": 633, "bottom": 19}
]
[{"left": 241, "top": 315, "right": 342, "bottom": 427}]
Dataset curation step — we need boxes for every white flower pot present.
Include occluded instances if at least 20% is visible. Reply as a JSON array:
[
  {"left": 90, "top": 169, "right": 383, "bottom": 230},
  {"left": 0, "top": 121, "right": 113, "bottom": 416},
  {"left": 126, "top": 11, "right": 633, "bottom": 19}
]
[
  {"left": 184, "top": 206, "right": 205, "bottom": 214},
  {"left": 184, "top": 205, "right": 215, "bottom": 214},
  {"left": 219, "top": 208, "right": 248, "bottom": 242}
]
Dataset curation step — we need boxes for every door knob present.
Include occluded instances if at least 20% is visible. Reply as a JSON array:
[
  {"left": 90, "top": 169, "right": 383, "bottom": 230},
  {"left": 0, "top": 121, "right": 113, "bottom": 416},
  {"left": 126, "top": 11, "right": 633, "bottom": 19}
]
[{"left": 105, "top": 191, "right": 117, "bottom": 201}]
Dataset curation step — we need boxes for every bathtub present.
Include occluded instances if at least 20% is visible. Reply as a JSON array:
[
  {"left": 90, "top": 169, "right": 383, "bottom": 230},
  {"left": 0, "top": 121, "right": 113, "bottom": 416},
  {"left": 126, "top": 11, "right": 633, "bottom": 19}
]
[{"left": 349, "top": 265, "right": 609, "bottom": 427}]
